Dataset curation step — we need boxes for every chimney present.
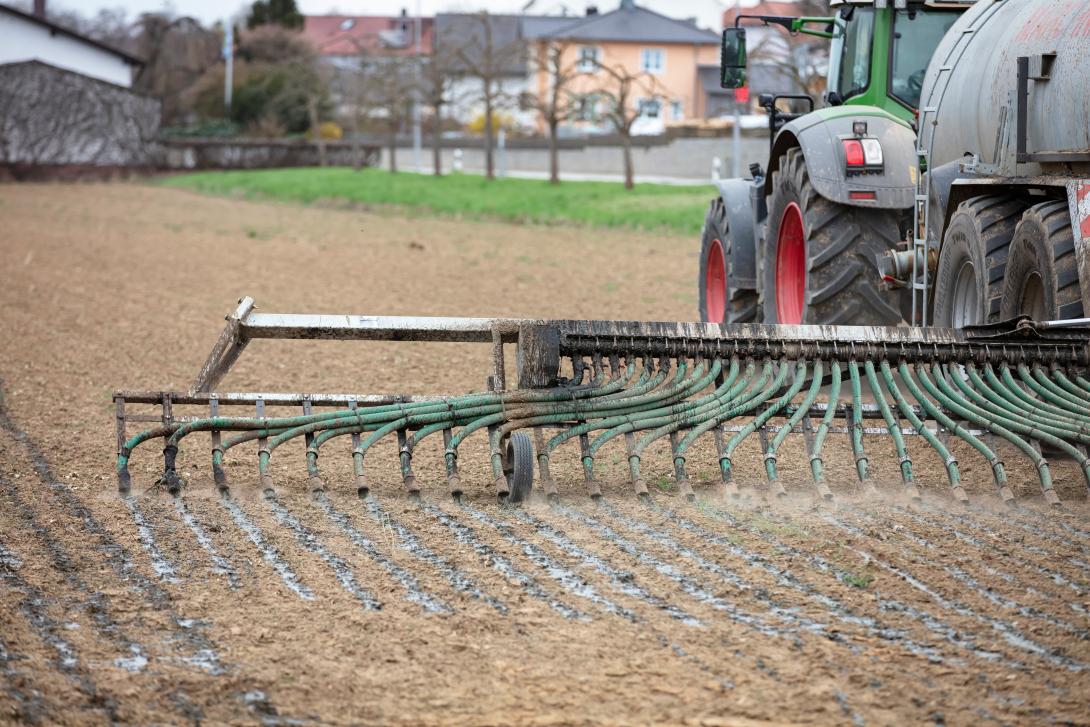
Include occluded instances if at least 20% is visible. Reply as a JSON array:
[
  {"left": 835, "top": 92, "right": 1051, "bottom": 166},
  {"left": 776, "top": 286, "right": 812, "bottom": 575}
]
[
  {"left": 586, "top": 5, "right": 598, "bottom": 15},
  {"left": 33, "top": 0, "right": 46, "bottom": 19}
]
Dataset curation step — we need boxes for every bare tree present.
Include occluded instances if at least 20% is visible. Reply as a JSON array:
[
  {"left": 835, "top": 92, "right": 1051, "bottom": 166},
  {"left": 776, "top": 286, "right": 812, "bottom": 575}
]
[
  {"left": 131, "top": 14, "right": 221, "bottom": 124},
  {"left": 420, "top": 52, "right": 456, "bottom": 176},
  {"left": 354, "top": 47, "right": 419, "bottom": 173},
  {"left": 591, "top": 61, "right": 660, "bottom": 190},
  {"left": 448, "top": 12, "right": 522, "bottom": 180},
  {"left": 523, "top": 40, "right": 579, "bottom": 185}
]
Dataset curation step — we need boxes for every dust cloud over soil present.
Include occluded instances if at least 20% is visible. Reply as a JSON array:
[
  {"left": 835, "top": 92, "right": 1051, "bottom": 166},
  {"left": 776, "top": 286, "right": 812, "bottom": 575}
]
[{"left": 1, "top": 183, "right": 1089, "bottom": 725}]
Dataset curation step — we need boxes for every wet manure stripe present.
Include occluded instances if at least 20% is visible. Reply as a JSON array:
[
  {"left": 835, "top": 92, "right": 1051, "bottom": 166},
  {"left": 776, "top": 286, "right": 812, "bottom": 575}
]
[
  {"left": 928, "top": 505, "right": 1090, "bottom": 579},
  {"left": 699, "top": 501, "right": 1014, "bottom": 667},
  {"left": 263, "top": 494, "right": 381, "bottom": 610},
  {"left": 510, "top": 508, "right": 701, "bottom": 626},
  {"left": 419, "top": 502, "right": 586, "bottom": 620},
  {"left": 849, "top": 509, "right": 1086, "bottom": 637},
  {"left": 821, "top": 513, "right": 1085, "bottom": 671},
  {"left": 0, "top": 537, "right": 119, "bottom": 723},
  {"left": 596, "top": 502, "right": 834, "bottom": 637},
  {"left": 555, "top": 505, "right": 790, "bottom": 636},
  {"left": 651, "top": 504, "right": 952, "bottom": 664},
  {"left": 0, "top": 388, "right": 228, "bottom": 679},
  {"left": 364, "top": 498, "right": 506, "bottom": 614},
  {"left": 0, "top": 476, "right": 152, "bottom": 674},
  {"left": 123, "top": 496, "right": 179, "bottom": 583},
  {"left": 221, "top": 497, "right": 315, "bottom": 600},
  {"left": 459, "top": 503, "right": 635, "bottom": 621},
  {"left": 889, "top": 507, "right": 1090, "bottom": 614},
  {"left": 312, "top": 493, "right": 448, "bottom": 614},
  {"left": 0, "top": 633, "right": 48, "bottom": 724},
  {"left": 174, "top": 498, "right": 241, "bottom": 589}
]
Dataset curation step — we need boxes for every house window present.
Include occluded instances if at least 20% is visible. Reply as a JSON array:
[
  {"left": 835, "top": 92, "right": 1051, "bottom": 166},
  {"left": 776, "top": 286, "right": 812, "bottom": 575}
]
[
  {"left": 670, "top": 100, "right": 683, "bottom": 119},
  {"left": 637, "top": 97, "right": 662, "bottom": 119},
  {"left": 578, "top": 46, "right": 600, "bottom": 72},
  {"left": 576, "top": 94, "right": 599, "bottom": 121},
  {"left": 640, "top": 48, "right": 664, "bottom": 74}
]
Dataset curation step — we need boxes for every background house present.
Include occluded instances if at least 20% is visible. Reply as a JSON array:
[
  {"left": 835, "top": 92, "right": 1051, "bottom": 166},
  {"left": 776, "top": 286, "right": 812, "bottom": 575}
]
[
  {"left": 0, "top": 1, "right": 142, "bottom": 87},
  {"left": 526, "top": 0, "right": 719, "bottom": 136}
]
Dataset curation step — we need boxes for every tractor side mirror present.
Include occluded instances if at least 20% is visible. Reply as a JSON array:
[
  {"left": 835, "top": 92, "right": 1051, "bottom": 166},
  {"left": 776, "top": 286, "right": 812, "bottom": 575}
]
[{"left": 720, "top": 28, "right": 747, "bottom": 89}]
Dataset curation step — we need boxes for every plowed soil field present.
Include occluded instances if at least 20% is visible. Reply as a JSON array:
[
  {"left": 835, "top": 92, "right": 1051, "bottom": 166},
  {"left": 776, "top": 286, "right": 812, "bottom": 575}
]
[{"left": 2, "top": 182, "right": 1090, "bottom": 726}]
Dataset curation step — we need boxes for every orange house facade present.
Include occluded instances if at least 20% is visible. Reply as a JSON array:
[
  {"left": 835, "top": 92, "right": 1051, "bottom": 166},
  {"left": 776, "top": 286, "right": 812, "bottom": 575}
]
[{"left": 524, "top": 2, "right": 720, "bottom": 135}]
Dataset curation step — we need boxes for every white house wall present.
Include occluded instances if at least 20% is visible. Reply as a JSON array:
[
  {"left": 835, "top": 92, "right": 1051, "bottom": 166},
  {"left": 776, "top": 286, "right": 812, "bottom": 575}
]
[{"left": 0, "top": 13, "right": 133, "bottom": 87}]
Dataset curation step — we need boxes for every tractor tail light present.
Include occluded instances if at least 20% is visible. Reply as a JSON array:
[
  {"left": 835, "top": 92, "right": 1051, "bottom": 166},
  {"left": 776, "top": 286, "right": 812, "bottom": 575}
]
[
  {"left": 843, "top": 138, "right": 883, "bottom": 174},
  {"left": 843, "top": 139, "right": 865, "bottom": 167}
]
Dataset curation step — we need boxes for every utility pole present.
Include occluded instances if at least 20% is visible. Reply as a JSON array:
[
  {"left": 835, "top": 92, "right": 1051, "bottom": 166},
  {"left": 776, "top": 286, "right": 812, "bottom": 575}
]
[
  {"left": 223, "top": 20, "right": 233, "bottom": 117},
  {"left": 411, "top": 0, "right": 423, "bottom": 172}
]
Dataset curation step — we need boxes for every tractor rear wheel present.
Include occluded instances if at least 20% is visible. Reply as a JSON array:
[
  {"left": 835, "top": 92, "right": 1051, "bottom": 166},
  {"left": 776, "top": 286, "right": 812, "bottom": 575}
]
[
  {"left": 699, "top": 197, "right": 758, "bottom": 323},
  {"left": 932, "top": 195, "right": 1023, "bottom": 327},
  {"left": 1000, "top": 200, "right": 1084, "bottom": 322},
  {"left": 760, "top": 148, "right": 903, "bottom": 325}
]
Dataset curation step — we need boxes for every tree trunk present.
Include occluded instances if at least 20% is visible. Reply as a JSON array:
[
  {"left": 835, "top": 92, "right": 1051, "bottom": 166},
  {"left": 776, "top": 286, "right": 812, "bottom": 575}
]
[
  {"left": 432, "top": 103, "right": 442, "bottom": 176},
  {"left": 308, "top": 97, "right": 327, "bottom": 167},
  {"left": 548, "top": 118, "right": 559, "bottom": 185},
  {"left": 621, "top": 132, "right": 634, "bottom": 190},
  {"left": 388, "top": 127, "right": 398, "bottom": 173},
  {"left": 483, "top": 84, "right": 495, "bottom": 180},
  {"left": 351, "top": 111, "right": 363, "bottom": 171}
]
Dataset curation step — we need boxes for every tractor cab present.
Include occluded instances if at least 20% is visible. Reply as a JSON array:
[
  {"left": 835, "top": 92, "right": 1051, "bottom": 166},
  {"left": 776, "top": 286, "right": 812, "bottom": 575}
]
[
  {"left": 721, "top": 0, "right": 970, "bottom": 130},
  {"left": 827, "top": 0, "right": 966, "bottom": 122}
]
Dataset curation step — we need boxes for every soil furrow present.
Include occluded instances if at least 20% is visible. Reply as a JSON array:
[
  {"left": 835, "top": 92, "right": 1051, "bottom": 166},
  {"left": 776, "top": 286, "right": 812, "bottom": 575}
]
[
  {"left": 819, "top": 512, "right": 1084, "bottom": 670},
  {"left": 264, "top": 493, "right": 382, "bottom": 610},
  {"left": 511, "top": 507, "right": 702, "bottom": 626},
  {"left": 599, "top": 501, "right": 839, "bottom": 636},
  {"left": 312, "top": 492, "right": 449, "bottom": 613},
  {"left": 362, "top": 496, "right": 507, "bottom": 613},
  {"left": 0, "top": 386, "right": 229, "bottom": 677},
  {"left": 174, "top": 497, "right": 241, "bottom": 589},
  {"left": 554, "top": 504, "right": 791, "bottom": 635},
  {"left": 122, "top": 496, "right": 179, "bottom": 583},
  {"left": 650, "top": 501, "right": 958, "bottom": 663},
  {"left": 693, "top": 499, "right": 1019, "bottom": 665},
  {"left": 419, "top": 501, "right": 587, "bottom": 619},
  {"left": 0, "top": 475, "right": 150, "bottom": 672},
  {"left": 220, "top": 496, "right": 315, "bottom": 600},
  {"left": 849, "top": 507, "right": 1087, "bottom": 635},
  {"left": 0, "top": 634, "right": 49, "bottom": 725},
  {"left": 0, "top": 535, "right": 120, "bottom": 723},
  {"left": 459, "top": 502, "right": 635, "bottom": 620}
]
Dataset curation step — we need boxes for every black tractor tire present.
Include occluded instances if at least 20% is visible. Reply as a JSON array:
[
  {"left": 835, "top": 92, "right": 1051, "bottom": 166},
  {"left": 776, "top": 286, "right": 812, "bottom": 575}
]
[
  {"left": 1000, "top": 200, "right": 1084, "bottom": 322},
  {"left": 504, "top": 432, "right": 534, "bottom": 504},
  {"left": 698, "top": 197, "right": 759, "bottom": 323},
  {"left": 932, "top": 195, "right": 1024, "bottom": 327},
  {"left": 759, "top": 148, "right": 904, "bottom": 325}
]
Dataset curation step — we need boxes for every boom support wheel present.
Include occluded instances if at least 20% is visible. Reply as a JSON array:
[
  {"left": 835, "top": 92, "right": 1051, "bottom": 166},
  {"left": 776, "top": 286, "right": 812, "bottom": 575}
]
[{"left": 504, "top": 432, "right": 534, "bottom": 504}]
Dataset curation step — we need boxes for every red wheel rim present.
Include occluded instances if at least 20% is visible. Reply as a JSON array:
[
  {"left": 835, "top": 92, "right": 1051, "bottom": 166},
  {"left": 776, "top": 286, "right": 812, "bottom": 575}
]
[
  {"left": 704, "top": 238, "right": 726, "bottom": 323},
  {"left": 775, "top": 202, "right": 806, "bottom": 324}
]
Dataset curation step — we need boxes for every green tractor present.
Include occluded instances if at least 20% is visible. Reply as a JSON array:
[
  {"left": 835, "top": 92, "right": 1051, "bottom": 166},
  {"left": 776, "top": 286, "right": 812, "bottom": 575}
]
[{"left": 700, "top": 0, "right": 970, "bottom": 326}]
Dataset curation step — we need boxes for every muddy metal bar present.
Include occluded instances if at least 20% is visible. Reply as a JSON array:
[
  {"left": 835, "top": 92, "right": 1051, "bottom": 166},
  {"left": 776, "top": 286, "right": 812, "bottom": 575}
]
[{"left": 191, "top": 298, "right": 1090, "bottom": 394}]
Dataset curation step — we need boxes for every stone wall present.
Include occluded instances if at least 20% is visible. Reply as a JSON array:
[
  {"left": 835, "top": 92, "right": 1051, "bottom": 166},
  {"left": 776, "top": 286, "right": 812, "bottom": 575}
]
[
  {"left": 159, "top": 138, "right": 380, "bottom": 170},
  {"left": 0, "top": 60, "right": 160, "bottom": 176}
]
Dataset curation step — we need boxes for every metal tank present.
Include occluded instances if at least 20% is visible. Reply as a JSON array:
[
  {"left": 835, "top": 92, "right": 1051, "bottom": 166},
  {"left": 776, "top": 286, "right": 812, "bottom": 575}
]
[{"left": 918, "top": 0, "right": 1090, "bottom": 176}]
